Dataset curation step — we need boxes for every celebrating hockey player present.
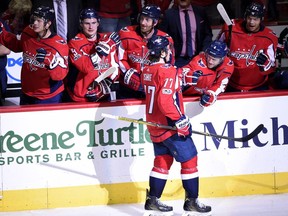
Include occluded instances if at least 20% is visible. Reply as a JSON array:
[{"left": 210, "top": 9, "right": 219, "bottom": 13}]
[
  {"left": 118, "top": 4, "right": 174, "bottom": 99},
  {"left": 0, "top": 6, "right": 69, "bottom": 104},
  {"left": 141, "top": 35, "right": 211, "bottom": 216},
  {"left": 65, "top": 8, "right": 120, "bottom": 102},
  {"left": 217, "top": 1, "right": 278, "bottom": 92},
  {"left": 182, "top": 40, "right": 234, "bottom": 107}
]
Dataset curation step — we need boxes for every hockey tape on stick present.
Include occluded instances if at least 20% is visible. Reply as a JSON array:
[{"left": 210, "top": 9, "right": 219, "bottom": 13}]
[
  {"left": 101, "top": 113, "right": 264, "bottom": 142},
  {"left": 94, "top": 66, "right": 117, "bottom": 84},
  {"left": 217, "top": 3, "right": 232, "bottom": 26}
]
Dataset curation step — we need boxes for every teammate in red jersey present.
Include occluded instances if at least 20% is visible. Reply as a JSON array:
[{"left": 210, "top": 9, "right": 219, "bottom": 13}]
[
  {"left": 182, "top": 40, "right": 234, "bottom": 107},
  {"left": 65, "top": 8, "right": 120, "bottom": 102},
  {"left": 118, "top": 5, "right": 174, "bottom": 99},
  {"left": 0, "top": 6, "right": 69, "bottom": 105},
  {"left": 217, "top": 1, "right": 278, "bottom": 92},
  {"left": 141, "top": 35, "right": 211, "bottom": 216}
]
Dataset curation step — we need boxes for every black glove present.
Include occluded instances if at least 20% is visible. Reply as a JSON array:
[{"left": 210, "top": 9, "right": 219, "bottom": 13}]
[
  {"left": 35, "top": 48, "right": 47, "bottom": 63},
  {"left": 256, "top": 52, "right": 271, "bottom": 71},
  {"left": 256, "top": 52, "right": 269, "bottom": 65}
]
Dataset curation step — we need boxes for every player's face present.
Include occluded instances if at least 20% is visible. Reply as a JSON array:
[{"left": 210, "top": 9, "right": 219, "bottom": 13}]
[
  {"left": 81, "top": 18, "right": 99, "bottom": 38},
  {"left": 245, "top": 15, "right": 261, "bottom": 32},
  {"left": 139, "top": 15, "right": 155, "bottom": 35},
  {"left": 206, "top": 54, "right": 222, "bottom": 69},
  {"left": 31, "top": 16, "right": 49, "bottom": 34}
]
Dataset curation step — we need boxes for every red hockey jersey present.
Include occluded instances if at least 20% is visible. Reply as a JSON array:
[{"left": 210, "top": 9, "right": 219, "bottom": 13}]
[
  {"left": 67, "top": 32, "right": 119, "bottom": 102},
  {"left": 218, "top": 19, "right": 278, "bottom": 91},
  {"left": 141, "top": 63, "right": 184, "bottom": 143},
  {"left": 183, "top": 52, "right": 234, "bottom": 96},
  {"left": 118, "top": 25, "right": 174, "bottom": 90},
  {"left": 0, "top": 24, "right": 69, "bottom": 100}
]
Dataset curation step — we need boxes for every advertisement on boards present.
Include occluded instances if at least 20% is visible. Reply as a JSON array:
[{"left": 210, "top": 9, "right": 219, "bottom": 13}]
[
  {"left": 6, "top": 51, "right": 22, "bottom": 84},
  {"left": 0, "top": 96, "right": 288, "bottom": 190}
]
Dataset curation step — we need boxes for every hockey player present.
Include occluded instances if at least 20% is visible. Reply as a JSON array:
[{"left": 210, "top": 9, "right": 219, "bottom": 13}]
[
  {"left": 65, "top": 8, "right": 119, "bottom": 102},
  {"left": 182, "top": 40, "right": 234, "bottom": 107},
  {"left": 271, "top": 26, "right": 288, "bottom": 89},
  {"left": 118, "top": 4, "right": 174, "bottom": 99},
  {"left": 0, "top": 6, "right": 69, "bottom": 105},
  {"left": 217, "top": 1, "right": 278, "bottom": 92},
  {"left": 141, "top": 35, "right": 211, "bottom": 216}
]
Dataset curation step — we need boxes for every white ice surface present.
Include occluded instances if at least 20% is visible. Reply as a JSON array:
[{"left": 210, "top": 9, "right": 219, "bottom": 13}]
[{"left": 1, "top": 193, "right": 288, "bottom": 216}]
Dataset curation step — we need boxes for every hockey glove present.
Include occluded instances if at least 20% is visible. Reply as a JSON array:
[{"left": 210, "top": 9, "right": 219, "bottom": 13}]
[
  {"left": 256, "top": 52, "right": 272, "bottom": 72},
  {"left": 191, "top": 70, "right": 203, "bottom": 85},
  {"left": 90, "top": 52, "right": 101, "bottom": 68},
  {"left": 85, "top": 79, "right": 112, "bottom": 102},
  {"left": 175, "top": 115, "right": 192, "bottom": 137},
  {"left": 35, "top": 48, "right": 47, "bottom": 63},
  {"left": 200, "top": 90, "right": 217, "bottom": 107},
  {"left": 109, "top": 31, "right": 121, "bottom": 46},
  {"left": 96, "top": 32, "right": 120, "bottom": 56},
  {"left": 124, "top": 68, "right": 142, "bottom": 91},
  {"left": 182, "top": 68, "right": 203, "bottom": 86},
  {"left": 36, "top": 48, "right": 58, "bottom": 69}
]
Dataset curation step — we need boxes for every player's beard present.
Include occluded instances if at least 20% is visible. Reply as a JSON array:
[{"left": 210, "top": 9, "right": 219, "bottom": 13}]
[
  {"left": 245, "top": 19, "right": 261, "bottom": 33},
  {"left": 140, "top": 24, "right": 154, "bottom": 38}
]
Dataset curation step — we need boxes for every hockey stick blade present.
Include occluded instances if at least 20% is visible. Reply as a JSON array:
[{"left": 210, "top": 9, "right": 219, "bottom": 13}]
[
  {"left": 235, "top": 124, "right": 264, "bottom": 142},
  {"left": 217, "top": 3, "right": 232, "bottom": 26},
  {"left": 193, "top": 124, "right": 264, "bottom": 142},
  {"left": 94, "top": 66, "right": 117, "bottom": 84},
  {"left": 102, "top": 113, "right": 264, "bottom": 142}
]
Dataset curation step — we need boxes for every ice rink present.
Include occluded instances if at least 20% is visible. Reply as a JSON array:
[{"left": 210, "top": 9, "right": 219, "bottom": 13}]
[{"left": 1, "top": 193, "right": 288, "bottom": 216}]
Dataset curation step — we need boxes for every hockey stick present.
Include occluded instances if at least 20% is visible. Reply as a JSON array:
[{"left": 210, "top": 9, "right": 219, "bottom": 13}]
[
  {"left": 217, "top": 3, "right": 232, "bottom": 47},
  {"left": 141, "top": 45, "right": 149, "bottom": 72},
  {"left": 89, "top": 66, "right": 117, "bottom": 91},
  {"left": 94, "top": 66, "right": 117, "bottom": 84},
  {"left": 101, "top": 113, "right": 264, "bottom": 142}
]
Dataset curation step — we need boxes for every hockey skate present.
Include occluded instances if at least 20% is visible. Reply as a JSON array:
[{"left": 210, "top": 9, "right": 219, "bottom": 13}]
[
  {"left": 143, "top": 189, "right": 173, "bottom": 216},
  {"left": 182, "top": 196, "right": 212, "bottom": 216}
]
